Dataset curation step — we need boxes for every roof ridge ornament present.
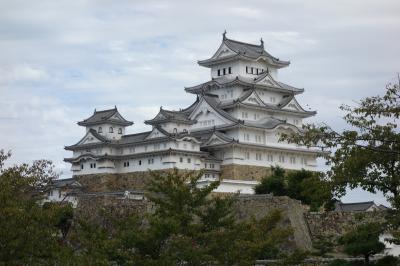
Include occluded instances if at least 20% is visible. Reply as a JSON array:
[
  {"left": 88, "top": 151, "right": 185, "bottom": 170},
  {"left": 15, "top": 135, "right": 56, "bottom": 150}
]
[
  {"left": 222, "top": 30, "right": 227, "bottom": 40},
  {"left": 260, "top": 38, "right": 264, "bottom": 49}
]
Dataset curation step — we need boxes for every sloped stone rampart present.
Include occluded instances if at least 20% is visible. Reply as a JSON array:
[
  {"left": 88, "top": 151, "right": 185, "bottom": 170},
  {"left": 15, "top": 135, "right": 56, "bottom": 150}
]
[{"left": 74, "top": 193, "right": 313, "bottom": 250}]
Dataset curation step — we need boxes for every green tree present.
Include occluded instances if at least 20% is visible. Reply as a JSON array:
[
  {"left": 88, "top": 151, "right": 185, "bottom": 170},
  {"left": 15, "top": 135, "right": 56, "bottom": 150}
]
[
  {"left": 83, "top": 169, "right": 295, "bottom": 265},
  {"left": 0, "top": 150, "right": 73, "bottom": 265},
  {"left": 254, "top": 166, "right": 286, "bottom": 196},
  {"left": 255, "top": 167, "right": 334, "bottom": 211},
  {"left": 280, "top": 81, "right": 400, "bottom": 207},
  {"left": 338, "top": 223, "right": 385, "bottom": 264}
]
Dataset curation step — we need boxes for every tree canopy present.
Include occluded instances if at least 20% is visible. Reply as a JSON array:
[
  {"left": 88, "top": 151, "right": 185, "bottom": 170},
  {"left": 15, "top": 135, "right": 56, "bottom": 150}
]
[
  {"left": 254, "top": 167, "right": 334, "bottom": 211},
  {"left": 280, "top": 81, "right": 400, "bottom": 208},
  {"left": 338, "top": 223, "right": 385, "bottom": 264},
  {"left": 0, "top": 152, "right": 298, "bottom": 265}
]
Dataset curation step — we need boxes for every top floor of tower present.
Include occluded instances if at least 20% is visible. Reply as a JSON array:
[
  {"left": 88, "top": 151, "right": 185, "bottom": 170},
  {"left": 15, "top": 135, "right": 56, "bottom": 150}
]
[{"left": 198, "top": 31, "right": 290, "bottom": 80}]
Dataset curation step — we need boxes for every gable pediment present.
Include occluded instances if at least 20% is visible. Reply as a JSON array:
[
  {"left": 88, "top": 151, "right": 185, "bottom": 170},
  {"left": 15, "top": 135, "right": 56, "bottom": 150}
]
[
  {"left": 189, "top": 99, "right": 233, "bottom": 127},
  {"left": 110, "top": 112, "right": 124, "bottom": 121},
  {"left": 77, "top": 131, "right": 104, "bottom": 145},
  {"left": 255, "top": 74, "right": 281, "bottom": 88},
  {"left": 145, "top": 127, "right": 167, "bottom": 139},
  {"left": 242, "top": 91, "right": 265, "bottom": 106},
  {"left": 212, "top": 43, "right": 236, "bottom": 59},
  {"left": 203, "top": 133, "right": 230, "bottom": 146},
  {"left": 281, "top": 98, "right": 304, "bottom": 112}
]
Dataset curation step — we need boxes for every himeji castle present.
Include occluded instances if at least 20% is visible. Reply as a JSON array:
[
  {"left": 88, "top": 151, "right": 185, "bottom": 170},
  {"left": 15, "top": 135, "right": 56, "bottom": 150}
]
[{"left": 65, "top": 33, "right": 320, "bottom": 193}]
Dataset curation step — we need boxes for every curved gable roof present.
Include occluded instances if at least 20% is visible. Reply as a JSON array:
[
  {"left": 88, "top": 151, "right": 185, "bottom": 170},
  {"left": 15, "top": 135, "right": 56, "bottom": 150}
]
[
  {"left": 198, "top": 36, "right": 290, "bottom": 68},
  {"left": 78, "top": 107, "right": 133, "bottom": 127}
]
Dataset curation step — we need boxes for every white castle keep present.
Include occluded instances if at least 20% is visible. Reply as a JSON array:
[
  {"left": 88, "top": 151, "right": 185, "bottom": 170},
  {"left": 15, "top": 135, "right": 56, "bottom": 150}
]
[{"left": 65, "top": 33, "right": 320, "bottom": 193}]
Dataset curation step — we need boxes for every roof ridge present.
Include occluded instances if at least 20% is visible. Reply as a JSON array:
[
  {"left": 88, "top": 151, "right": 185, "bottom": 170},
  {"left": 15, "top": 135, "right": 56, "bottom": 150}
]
[
  {"left": 340, "top": 201, "right": 375, "bottom": 205},
  {"left": 94, "top": 107, "right": 117, "bottom": 114},
  {"left": 122, "top": 131, "right": 151, "bottom": 137},
  {"left": 225, "top": 37, "right": 262, "bottom": 48}
]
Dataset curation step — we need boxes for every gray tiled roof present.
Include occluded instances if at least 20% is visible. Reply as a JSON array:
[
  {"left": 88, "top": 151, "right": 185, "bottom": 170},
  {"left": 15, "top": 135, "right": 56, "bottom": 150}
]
[
  {"left": 198, "top": 37, "right": 290, "bottom": 68},
  {"left": 78, "top": 107, "right": 133, "bottom": 127},
  {"left": 185, "top": 74, "right": 303, "bottom": 95},
  {"left": 50, "top": 178, "right": 82, "bottom": 189},
  {"left": 145, "top": 98, "right": 199, "bottom": 125},
  {"left": 334, "top": 201, "right": 378, "bottom": 212}
]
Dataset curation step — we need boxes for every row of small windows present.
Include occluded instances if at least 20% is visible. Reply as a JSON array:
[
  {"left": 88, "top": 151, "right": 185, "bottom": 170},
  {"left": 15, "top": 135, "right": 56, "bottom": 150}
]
[
  {"left": 179, "top": 157, "right": 192, "bottom": 163},
  {"left": 246, "top": 66, "right": 265, "bottom": 75},
  {"left": 98, "top": 127, "right": 122, "bottom": 134},
  {"left": 205, "top": 163, "right": 215, "bottom": 169},
  {"left": 243, "top": 152, "right": 308, "bottom": 165},
  {"left": 243, "top": 133, "right": 263, "bottom": 143},
  {"left": 217, "top": 67, "right": 232, "bottom": 76}
]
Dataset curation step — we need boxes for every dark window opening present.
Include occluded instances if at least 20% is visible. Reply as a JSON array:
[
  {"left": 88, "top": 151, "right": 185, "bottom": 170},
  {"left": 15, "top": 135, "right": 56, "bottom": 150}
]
[
  {"left": 109, "top": 127, "right": 113, "bottom": 133},
  {"left": 139, "top": 160, "right": 142, "bottom": 165},
  {"left": 223, "top": 68, "right": 226, "bottom": 75},
  {"left": 118, "top": 128, "right": 122, "bottom": 134},
  {"left": 217, "top": 69, "right": 221, "bottom": 76},
  {"left": 228, "top": 67, "right": 232, "bottom": 74},
  {"left": 98, "top": 127, "right": 102, "bottom": 133}
]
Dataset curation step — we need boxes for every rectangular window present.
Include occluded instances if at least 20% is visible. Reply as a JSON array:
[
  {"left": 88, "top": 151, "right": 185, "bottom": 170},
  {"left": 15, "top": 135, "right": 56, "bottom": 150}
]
[
  {"left": 223, "top": 68, "right": 226, "bottom": 75},
  {"left": 251, "top": 67, "right": 254, "bottom": 74},
  {"left": 267, "top": 154, "right": 273, "bottom": 162},
  {"left": 279, "top": 155, "right": 285, "bottom": 163},
  {"left": 256, "top": 68, "right": 259, "bottom": 75},
  {"left": 139, "top": 160, "right": 142, "bottom": 165},
  {"left": 228, "top": 67, "right": 232, "bottom": 74},
  {"left": 217, "top": 69, "right": 221, "bottom": 76},
  {"left": 246, "top": 66, "right": 249, "bottom": 73},
  {"left": 256, "top": 153, "right": 262, "bottom": 160},
  {"left": 180, "top": 157, "right": 183, "bottom": 163},
  {"left": 187, "top": 158, "right": 191, "bottom": 163},
  {"left": 290, "top": 157, "right": 296, "bottom": 164}
]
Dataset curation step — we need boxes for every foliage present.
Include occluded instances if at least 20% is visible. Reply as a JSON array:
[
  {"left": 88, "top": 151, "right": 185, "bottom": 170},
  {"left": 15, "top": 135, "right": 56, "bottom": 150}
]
[
  {"left": 338, "top": 223, "right": 385, "bottom": 264},
  {"left": 101, "top": 169, "right": 294, "bottom": 265},
  {"left": 254, "top": 166, "right": 335, "bottom": 211},
  {"left": 312, "top": 233, "right": 335, "bottom": 257},
  {"left": 0, "top": 151, "right": 298, "bottom": 265},
  {"left": 279, "top": 81, "right": 400, "bottom": 207},
  {"left": 0, "top": 150, "right": 74, "bottom": 265}
]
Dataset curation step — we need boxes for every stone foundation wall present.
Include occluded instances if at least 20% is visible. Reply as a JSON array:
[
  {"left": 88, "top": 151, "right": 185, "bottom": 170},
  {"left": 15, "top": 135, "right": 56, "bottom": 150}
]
[
  {"left": 74, "top": 169, "right": 200, "bottom": 192},
  {"left": 305, "top": 211, "right": 386, "bottom": 240},
  {"left": 234, "top": 195, "right": 312, "bottom": 250},
  {"left": 74, "top": 193, "right": 312, "bottom": 250},
  {"left": 220, "top": 164, "right": 273, "bottom": 181}
]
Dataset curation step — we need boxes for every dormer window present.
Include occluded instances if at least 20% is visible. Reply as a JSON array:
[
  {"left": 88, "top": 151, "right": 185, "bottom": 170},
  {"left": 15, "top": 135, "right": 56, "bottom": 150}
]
[
  {"left": 98, "top": 127, "right": 102, "bottom": 133},
  {"left": 109, "top": 127, "right": 113, "bottom": 133},
  {"left": 118, "top": 128, "right": 122, "bottom": 134}
]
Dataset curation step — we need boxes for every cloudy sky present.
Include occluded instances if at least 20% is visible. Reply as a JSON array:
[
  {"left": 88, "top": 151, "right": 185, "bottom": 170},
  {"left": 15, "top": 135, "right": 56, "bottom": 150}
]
[{"left": 0, "top": 0, "right": 399, "bottom": 204}]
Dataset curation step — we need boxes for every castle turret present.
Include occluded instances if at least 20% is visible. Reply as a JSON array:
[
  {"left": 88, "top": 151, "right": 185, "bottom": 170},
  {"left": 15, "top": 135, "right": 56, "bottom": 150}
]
[{"left": 77, "top": 106, "right": 133, "bottom": 140}]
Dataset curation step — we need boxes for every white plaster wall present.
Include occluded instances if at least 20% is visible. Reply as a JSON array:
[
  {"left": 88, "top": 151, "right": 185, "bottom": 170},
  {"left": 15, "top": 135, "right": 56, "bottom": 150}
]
[
  {"left": 211, "top": 61, "right": 239, "bottom": 79},
  {"left": 46, "top": 189, "right": 78, "bottom": 207},
  {"left": 86, "top": 123, "right": 125, "bottom": 140}
]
